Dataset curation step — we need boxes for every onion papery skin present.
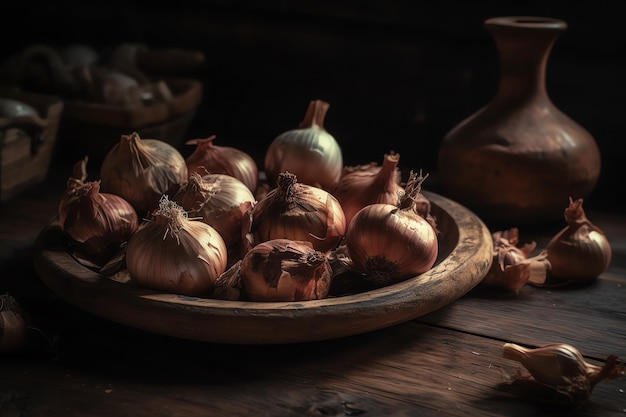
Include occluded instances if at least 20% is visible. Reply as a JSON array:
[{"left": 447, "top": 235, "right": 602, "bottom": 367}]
[
  {"left": 264, "top": 99, "right": 343, "bottom": 190},
  {"left": 126, "top": 200, "right": 228, "bottom": 296},
  {"left": 100, "top": 132, "right": 188, "bottom": 215},
  {"left": 346, "top": 203, "right": 438, "bottom": 286},
  {"left": 546, "top": 198, "right": 611, "bottom": 282},
  {"left": 185, "top": 135, "right": 259, "bottom": 192},
  {"left": 0, "top": 294, "right": 29, "bottom": 352},
  {"left": 331, "top": 152, "right": 403, "bottom": 226},
  {"left": 251, "top": 172, "right": 346, "bottom": 253},
  {"left": 59, "top": 180, "right": 139, "bottom": 265},
  {"left": 240, "top": 239, "right": 333, "bottom": 302},
  {"left": 174, "top": 173, "right": 256, "bottom": 266}
]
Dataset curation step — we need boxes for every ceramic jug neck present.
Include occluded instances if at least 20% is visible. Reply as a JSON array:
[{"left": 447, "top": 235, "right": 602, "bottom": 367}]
[{"left": 485, "top": 16, "right": 566, "bottom": 102}]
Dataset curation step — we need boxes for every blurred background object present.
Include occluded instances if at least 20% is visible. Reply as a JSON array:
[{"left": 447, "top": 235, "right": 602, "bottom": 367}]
[
  {"left": 0, "top": 91, "right": 63, "bottom": 200},
  {"left": 1, "top": 1, "right": 622, "bottom": 212}
]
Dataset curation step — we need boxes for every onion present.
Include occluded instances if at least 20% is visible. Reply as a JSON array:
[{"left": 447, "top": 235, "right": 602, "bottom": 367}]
[
  {"left": 239, "top": 239, "right": 333, "bottom": 302},
  {"left": 482, "top": 228, "right": 550, "bottom": 292},
  {"left": 544, "top": 197, "right": 611, "bottom": 284},
  {"left": 125, "top": 195, "right": 227, "bottom": 296},
  {"left": 331, "top": 151, "right": 403, "bottom": 226},
  {"left": 251, "top": 172, "right": 346, "bottom": 253},
  {"left": 174, "top": 172, "right": 256, "bottom": 266},
  {"left": 59, "top": 157, "right": 139, "bottom": 266},
  {"left": 100, "top": 132, "right": 188, "bottom": 215},
  {"left": 264, "top": 99, "right": 343, "bottom": 190},
  {"left": 0, "top": 294, "right": 28, "bottom": 352},
  {"left": 185, "top": 135, "right": 259, "bottom": 192},
  {"left": 345, "top": 171, "right": 438, "bottom": 286}
]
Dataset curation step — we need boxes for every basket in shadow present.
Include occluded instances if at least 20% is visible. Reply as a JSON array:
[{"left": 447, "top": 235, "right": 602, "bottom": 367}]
[
  {"left": 0, "top": 43, "right": 205, "bottom": 168},
  {"left": 0, "top": 90, "right": 63, "bottom": 201}
]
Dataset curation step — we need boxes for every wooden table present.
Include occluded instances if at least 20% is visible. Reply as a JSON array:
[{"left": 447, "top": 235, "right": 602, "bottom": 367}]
[{"left": 1, "top": 172, "right": 624, "bottom": 417}]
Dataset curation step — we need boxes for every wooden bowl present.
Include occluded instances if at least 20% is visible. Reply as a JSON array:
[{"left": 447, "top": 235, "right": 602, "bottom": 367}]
[{"left": 33, "top": 191, "right": 493, "bottom": 344}]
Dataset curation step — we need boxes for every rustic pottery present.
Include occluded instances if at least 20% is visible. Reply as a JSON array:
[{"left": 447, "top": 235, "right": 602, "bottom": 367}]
[{"left": 437, "top": 16, "right": 601, "bottom": 226}]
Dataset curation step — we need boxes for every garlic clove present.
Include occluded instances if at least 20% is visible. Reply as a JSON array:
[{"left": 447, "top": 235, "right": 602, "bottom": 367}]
[{"left": 502, "top": 342, "right": 626, "bottom": 407}]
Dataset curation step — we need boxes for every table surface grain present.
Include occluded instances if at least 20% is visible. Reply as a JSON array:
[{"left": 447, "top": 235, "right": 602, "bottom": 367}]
[{"left": 1, "top": 172, "right": 624, "bottom": 417}]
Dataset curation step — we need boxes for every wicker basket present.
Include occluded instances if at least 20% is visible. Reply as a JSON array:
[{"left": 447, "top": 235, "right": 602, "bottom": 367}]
[{"left": 57, "top": 77, "right": 203, "bottom": 165}]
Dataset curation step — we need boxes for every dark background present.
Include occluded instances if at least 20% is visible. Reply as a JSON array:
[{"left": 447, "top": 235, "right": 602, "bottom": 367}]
[{"left": 2, "top": 1, "right": 623, "bottom": 210}]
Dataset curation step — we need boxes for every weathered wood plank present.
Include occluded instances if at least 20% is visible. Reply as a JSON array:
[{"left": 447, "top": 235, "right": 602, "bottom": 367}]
[
  {"left": 416, "top": 211, "right": 626, "bottom": 360},
  {"left": 1, "top": 320, "right": 624, "bottom": 417},
  {"left": 418, "top": 276, "right": 626, "bottom": 360},
  {"left": 1, "top": 169, "right": 625, "bottom": 417}
]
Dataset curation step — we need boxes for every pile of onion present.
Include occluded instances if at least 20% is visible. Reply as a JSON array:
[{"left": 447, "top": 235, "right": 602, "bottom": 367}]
[
  {"left": 185, "top": 135, "right": 259, "bottom": 192},
  {"left": 345, "top": 171, "right": 438, "bottom": 286}
]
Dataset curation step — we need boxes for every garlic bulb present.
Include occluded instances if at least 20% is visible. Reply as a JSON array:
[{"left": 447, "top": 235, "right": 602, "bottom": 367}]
[
  {"left": 264, "top": 99, "right": 343, "bottom": 190},
  {"left": 125, "top": 195, "right": 227, "bottom": 296},
  {"left": 100, "top": 132, "right": 188, "bottom": 215},
  {"left": 185, "top": 135, "right": 259, "bottom": 192},
  {"left": 545, "top": 197, "right": 611, "bottom": 283},
  {"left": 239, "top": 239, "right": 333, "bottom": 302},
  {"left": 502, "top": 342, "right": 625, "bottom": 407},
  {"left": 331, "top": 152, "right": 403, "bottom": 226}
]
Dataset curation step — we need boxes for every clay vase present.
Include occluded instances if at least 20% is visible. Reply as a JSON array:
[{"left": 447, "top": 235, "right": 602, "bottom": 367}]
[{"left": 437, "top": 16, "right": 601, "bottom": 227}]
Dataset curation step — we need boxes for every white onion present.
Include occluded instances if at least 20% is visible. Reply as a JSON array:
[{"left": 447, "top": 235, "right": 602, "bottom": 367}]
[{"left": 264, "top": 99, "right": 343, "bottom": 190}]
